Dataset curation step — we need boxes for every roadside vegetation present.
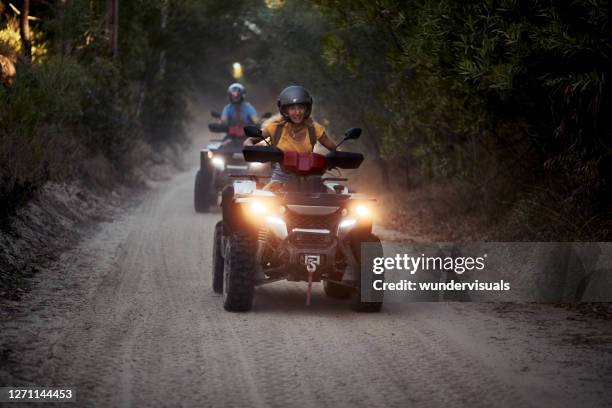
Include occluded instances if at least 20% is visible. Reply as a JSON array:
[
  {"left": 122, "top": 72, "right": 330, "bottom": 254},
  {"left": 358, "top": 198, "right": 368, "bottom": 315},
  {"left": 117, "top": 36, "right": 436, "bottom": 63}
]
[
  {"left": 248, "top": 0, "right": 611, "bottom": 240},
  {"left": 0, "top": 0, "right": 252, "bottom": 218},
  {"left": 1, "top": 0, "right": 610, "bottom": 240}
]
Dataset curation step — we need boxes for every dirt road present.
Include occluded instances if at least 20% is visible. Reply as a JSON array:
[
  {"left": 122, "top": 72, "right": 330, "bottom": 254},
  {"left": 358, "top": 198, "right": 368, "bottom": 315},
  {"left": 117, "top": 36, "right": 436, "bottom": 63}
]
[{"left": 1, "top": 165, "right": 611, "bottom": 407}]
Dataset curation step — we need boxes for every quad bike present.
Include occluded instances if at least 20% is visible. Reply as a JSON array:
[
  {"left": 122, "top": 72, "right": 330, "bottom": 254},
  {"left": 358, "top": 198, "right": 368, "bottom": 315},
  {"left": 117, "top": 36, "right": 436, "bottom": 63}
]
[
  {"left": 212, "top": 125, "right": 384, "bottom": 312},
  {"left": 194, "top": 111, "right": 272, "bottom": 212}
]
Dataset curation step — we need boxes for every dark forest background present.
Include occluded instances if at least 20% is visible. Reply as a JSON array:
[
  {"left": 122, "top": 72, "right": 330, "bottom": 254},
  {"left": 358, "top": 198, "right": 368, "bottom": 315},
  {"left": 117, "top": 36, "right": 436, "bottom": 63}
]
[{"left": 1, "top": 0, "right": 610, "bottom": 240}]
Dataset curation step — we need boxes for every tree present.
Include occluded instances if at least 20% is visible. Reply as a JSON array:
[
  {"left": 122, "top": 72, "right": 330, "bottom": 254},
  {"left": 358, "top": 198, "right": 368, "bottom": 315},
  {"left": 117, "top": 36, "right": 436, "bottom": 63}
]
[
  {"left": 19, "top": 0, "right": 32, "bottom": 61},
  {"left": 106, "top": 0, "right": 118, "bottom": 58}
]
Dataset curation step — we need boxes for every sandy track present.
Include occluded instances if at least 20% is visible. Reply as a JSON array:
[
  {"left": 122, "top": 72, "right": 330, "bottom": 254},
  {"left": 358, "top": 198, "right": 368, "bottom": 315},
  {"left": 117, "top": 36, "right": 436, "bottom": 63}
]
[{"left": 1, "top": 169, "right": 611, "bottom": 407}]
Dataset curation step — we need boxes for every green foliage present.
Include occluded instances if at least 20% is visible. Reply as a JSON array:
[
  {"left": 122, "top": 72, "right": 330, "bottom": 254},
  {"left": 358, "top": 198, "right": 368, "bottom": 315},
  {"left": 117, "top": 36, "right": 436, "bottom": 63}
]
[
  {"left": 0, "top": 56, "right": 86, "bottom": 216},
  {"left": 7, "top": 57, "right": 86, "bottom": 130},
  {"left": 306, "top": 0, "right": 611, "bottom": 237},
  {"left": 1, "top": 0, "right": 610, "bottom": 238},
  {"left": 250, "top": 0, "right": 392, "bottom": 173},
  {"left": 0, "top": 0, "right": 254, "bottom": 216}
]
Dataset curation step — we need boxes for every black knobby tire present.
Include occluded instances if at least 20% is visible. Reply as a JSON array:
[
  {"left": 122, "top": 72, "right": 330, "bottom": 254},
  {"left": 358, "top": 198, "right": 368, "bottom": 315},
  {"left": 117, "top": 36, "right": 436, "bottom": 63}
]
[
  {"left": 223, "top": 232, "right": 256, "bottom": 312},
  {"left": 194, "top": 168, "right": 212, "bottom": 213},
  {"left": 221, "top": 185, "right": 236, "bottom": 235},
  {"left": 323, "top": 280, "right": 351, "bottom": 299},
  {"left": 212, "top": 221, "right": 224, "bottom": 293},
  {"left": 349, "top": 233, "right": 384, "bottom": 312}
]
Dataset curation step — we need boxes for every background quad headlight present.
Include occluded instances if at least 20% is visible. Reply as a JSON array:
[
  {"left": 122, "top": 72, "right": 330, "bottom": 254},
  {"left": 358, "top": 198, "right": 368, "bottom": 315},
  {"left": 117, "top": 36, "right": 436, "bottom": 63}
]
[{"left": 212, "top": 157, "right": 225, "bottom": 169}]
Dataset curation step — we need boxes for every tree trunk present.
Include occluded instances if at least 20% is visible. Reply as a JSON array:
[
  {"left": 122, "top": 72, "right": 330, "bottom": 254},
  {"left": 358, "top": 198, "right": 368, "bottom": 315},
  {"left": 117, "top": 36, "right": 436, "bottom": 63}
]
[
  {"left": 57, "top": 0, "right": 72, "bottom": 57},
  {"left": 159, "top": 0, "right": 168, "bottom": 79},
  {"left": 107, "top": 0, "right": 118, "bottom": 58},
  {"left": 19, "top": 0, "right": 32, "bottom": 61}
]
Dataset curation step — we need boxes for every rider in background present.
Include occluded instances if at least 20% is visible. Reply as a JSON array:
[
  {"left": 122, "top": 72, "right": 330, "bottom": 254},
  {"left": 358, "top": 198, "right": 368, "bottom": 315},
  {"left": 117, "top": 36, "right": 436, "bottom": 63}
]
[
  {"left": 220, "top": 83, "right": 259, "bottom": 147},
  {"left": 246, "top": 85, "right": 338, "bottom": 190}
]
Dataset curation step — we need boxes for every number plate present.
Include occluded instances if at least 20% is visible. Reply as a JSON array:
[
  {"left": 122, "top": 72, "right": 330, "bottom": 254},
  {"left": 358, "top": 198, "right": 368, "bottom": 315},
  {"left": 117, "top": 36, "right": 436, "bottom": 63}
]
[{"left": 301, "top": 254, "right": 322, "bottom": 266}]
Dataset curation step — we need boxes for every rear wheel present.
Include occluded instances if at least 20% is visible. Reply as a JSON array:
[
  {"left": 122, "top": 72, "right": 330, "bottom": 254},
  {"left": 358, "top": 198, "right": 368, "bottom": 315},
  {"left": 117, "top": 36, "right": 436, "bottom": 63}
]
[
  {"left": 194, "top": 168, "right": 210, "bottom": 213},
  {"left": 349, "top": 233, "right": 384, "bottom": 312},
  {"left": 323, "top": 280, "right": 351, "bottom": 299},
  {"left": 212, "top": 221, "right": 224, "bottom": 293},
  {"left": 223, "top": 232, "right": 256, "bottom": 312}
]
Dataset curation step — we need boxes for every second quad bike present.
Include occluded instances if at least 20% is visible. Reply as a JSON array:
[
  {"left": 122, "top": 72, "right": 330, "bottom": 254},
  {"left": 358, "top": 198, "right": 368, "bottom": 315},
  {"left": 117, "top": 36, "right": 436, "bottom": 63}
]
[
  {"left": 194, "top": 111, "right": 272, "bottom": 213},
  {"left": 212, "top": 126, "right": 384, "bottom": 312}
]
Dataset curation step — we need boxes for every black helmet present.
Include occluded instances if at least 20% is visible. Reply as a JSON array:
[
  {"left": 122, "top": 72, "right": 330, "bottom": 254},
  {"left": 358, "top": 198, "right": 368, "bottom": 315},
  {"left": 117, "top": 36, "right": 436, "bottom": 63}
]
[
  {"left": 277, "top": 85, "right": 313, "bottom": 120},
  {"left": 228, "top": 83, "right": 245, "bottom": 103}
]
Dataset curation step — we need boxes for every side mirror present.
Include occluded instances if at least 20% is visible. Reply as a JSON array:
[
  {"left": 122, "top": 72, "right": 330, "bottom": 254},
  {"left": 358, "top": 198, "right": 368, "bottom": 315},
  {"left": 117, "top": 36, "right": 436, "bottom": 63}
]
[
  {"left": 337, "top": 127, "right": 362, "bottom": 148},
  {"left": 244, "top": 125, "right": 263, "bottom": 139},
  {"left": 261, "top": 112, "right": 273, "bottom": 119},
  {"left": 211, "top": 111, "right": 221, "bottom": 118},
  {"left": 344, "top": 127, "right": 361, "bottom": 140}
]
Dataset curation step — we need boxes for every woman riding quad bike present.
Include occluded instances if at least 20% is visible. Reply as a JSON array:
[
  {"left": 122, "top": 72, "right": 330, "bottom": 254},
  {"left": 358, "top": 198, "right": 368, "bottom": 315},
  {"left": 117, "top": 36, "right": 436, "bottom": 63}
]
[
  {"left": 213, "top": 86, "right": 384, "bottom": 312},
  {"left": 245, "top": 85, "right": 338, "bottom": 190}
]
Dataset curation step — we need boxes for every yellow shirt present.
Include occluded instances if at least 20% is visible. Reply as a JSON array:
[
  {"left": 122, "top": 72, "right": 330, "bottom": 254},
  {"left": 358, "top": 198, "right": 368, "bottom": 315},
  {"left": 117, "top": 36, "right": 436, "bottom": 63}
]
[{"left": 262, "top": 119, "right": 326, "bottom": 153}]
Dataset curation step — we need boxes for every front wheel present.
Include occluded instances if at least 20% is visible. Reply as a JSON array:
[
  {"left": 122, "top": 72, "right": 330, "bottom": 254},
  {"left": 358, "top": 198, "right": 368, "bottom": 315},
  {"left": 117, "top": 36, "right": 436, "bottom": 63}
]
[
  {"left": 223, "top": 232, "right": 256, "bottom": 312},
  {"left": 194, "top": 168, "right": 210, "bottom": 213},
  {"left": 212, "top": 221, "right": 224, "bottom": 293},
  {"left": 349, "top": 233, "right": 384, "bottom": 312}
]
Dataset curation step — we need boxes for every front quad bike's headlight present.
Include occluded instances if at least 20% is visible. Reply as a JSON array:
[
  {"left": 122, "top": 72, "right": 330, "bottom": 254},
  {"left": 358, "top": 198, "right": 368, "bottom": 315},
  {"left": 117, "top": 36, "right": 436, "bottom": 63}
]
[
  {"left": 235, "top": 196, "right": 288, "bottom": 239},
  {"left": 355, "top": 204, "right": 371, "bottom": 218},
  {"left": 212, "top": 156, "right": 225, "bottom": 169},
  {"left": 238, "top": 198, "right": 282, "bottom": 220},
  {"left": 349, "top": 201, "right": 375, "bottom": 220},
  {"left": 250, "top": 162, "right": 265, "bottom": 169},
  {"left": 249, "top": 200, "right": 267, "bottom": 215}
]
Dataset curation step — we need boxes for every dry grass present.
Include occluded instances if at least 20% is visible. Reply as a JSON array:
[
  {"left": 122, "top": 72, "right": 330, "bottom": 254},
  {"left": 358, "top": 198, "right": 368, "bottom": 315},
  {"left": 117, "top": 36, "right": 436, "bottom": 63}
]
[
  {"left": 375, "top": 181, "right": 497, "bottom": 241},
  {"left": 348, "top": 155, "right": 610, "bottom": 242}
]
